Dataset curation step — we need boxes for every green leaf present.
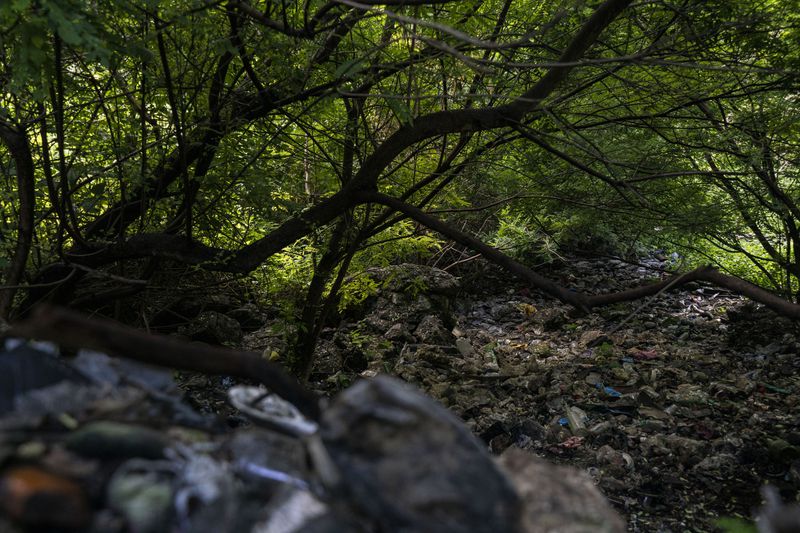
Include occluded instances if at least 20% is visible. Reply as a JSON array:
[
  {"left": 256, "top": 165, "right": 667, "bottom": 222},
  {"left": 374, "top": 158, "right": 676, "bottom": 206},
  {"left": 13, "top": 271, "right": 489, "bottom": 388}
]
[
  {"left": 334, "top": 58, "right": 366, "bottom": 79},
  {"left": 715, "top": 517, "right": 757, "bottom": 533},
  {"left": 386, "top": 98, "right": 413, "bottom": 126},
  {"left": 12, "top": 0, "right": 31, "bottom": 11},
  {"left": 30, "top": 32, "right": 45, "bottom": 48},
  {"left": 58, "top": 22, "right": 83, "bottom": 46},
  {"left": 46, "top": 2, "right": 85, "bottom": 46}
]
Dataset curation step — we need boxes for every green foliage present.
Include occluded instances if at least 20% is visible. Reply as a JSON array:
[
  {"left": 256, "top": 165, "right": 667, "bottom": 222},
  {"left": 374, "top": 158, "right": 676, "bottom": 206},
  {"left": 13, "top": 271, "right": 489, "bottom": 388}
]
[
  {"left": 405, "top": 275, "right": 429, "bottom": 300},
  {"left": 489, "top": 207, "right": 552, "bottom": 262},
  {"left": 257, "top": 240, "right": 317, "bottom": 315},
  {"left": 338, "top": 274, "right": 380, "bottom": 312},
  {"left": 551, "top": 214, "right": 624, "bottom": 257},
  {"left": 337, "top": 219, "right": 441, "bottom": 311},
  {"left": 595, "top": 342, "right": 615, "bottom": 358},
  {"left": 347, "top": 326, "right": 392, "bottom": 361},
  {"left": 334, "top": 58, "right": 368, "bottom": 80},
  {"left": 683, "top": 237, "right": 794, "bottom": 296},
  {"left": 1, "top": 0, "right": 114, "bottom": 96},
  {"left": 360, "top": 220, "right": 442, "bottom": 268},
  {"left": 715, "top": 517, "right": 757, "bottom": 533},
  {"left": 488, "top": 206, "right": 628, "bottom": 264},
  {"left": 385, "top": 98, "right": 414, "bottom": 126},
  {"left": 3, "top": 0, "right": 800, "bottom": 323}
]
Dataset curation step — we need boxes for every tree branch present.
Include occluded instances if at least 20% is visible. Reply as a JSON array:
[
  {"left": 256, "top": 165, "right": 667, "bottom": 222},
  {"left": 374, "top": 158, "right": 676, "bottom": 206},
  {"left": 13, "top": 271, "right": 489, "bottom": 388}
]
[
  {"left": 0, "top": 121, "right": 35, "bottom": 320},
  {"left": 9, "top": 305, "right": 320, "bottom": 420}
]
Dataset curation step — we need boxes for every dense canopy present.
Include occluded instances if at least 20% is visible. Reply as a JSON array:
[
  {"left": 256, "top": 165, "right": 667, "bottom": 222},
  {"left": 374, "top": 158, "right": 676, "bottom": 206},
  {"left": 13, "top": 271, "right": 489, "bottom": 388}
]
[{"left": 2, "top": 0, "right": 800, "bottom": 371}]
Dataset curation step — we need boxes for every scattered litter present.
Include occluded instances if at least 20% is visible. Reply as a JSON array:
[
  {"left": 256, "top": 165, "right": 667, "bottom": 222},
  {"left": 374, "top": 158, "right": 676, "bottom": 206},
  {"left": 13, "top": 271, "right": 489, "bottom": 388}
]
[
  {"left": 559, "top": 436, "right": 584, "bottom": 449},
  {"left": 630, "top": 349, "right": 659, "bottom": 361},
  {"left": 596, "top": 383, "right": 622, "bottom": 398}
]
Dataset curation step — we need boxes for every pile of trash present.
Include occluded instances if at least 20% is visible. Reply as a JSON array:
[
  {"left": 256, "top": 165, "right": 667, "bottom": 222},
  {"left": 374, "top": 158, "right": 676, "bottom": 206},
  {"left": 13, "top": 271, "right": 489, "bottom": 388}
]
[
  {"left": 244, "top": 259, "right": 800, "bottom": 530},
  {"left": 0, "top": 338, "right": 625, "bottom": 532},
  {"left": 3, "top": 256, "right": 800, "bottom": 531}
]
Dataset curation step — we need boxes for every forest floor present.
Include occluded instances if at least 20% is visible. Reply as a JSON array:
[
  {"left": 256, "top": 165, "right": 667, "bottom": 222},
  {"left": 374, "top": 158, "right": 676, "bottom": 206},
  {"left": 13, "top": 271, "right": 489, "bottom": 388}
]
[
  {"left": 293, "top": 256, "right": 800, "bottom": 532},
  {"left": 6, "top": 257, "right": 800, "bottom": 532},
  {"left": 451, "top": 258, "right": 799, "bottom": 531}
]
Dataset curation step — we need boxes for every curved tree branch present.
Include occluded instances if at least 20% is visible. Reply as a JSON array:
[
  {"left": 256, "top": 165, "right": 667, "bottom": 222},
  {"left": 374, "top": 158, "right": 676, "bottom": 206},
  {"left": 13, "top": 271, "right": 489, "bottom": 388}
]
[
  {"left": 345, "top": 0, "right": 635, "bottom": 192},
  {"left": 10, "top": 305, "right": 320, "bottom": 419},
  {"left": 62, "top": 0, "right": 633, "bottom": 277},
  {"left": 361, "top": 191, "right": 800, "bottom": 320},
  {"left": 356, "top": 190, "right": 591, "bottom": 310},
  {"left": 588, "top": 266, "right": 800, "bottom": 320}
]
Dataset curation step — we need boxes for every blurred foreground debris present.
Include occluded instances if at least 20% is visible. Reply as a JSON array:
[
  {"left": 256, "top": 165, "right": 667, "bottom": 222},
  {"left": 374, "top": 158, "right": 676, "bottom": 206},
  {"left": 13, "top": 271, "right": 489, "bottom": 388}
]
[{"left": 0, "top": 333, "right": 629, "bottom": 532}]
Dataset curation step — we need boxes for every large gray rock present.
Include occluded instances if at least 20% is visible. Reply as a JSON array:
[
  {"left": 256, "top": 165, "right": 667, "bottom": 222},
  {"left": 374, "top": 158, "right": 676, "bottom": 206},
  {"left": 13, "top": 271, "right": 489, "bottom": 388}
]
[
  {"left": 330, "top": 265, "right": 461, "bottom": 371},
  {"left": 363, "top": 264, "right": 460, "bottom": 296},
  {"left": 180, "top": 311, "right": 243, "bottom": 345},
  {"left": 498, "top": 448, "right": 626, "bottom": 533},
  {"left": 356, "top": 264, "right": 460, "bottom": 330},
  {"left": 320, "top": 375, "right": 520, "bottom": 532}
]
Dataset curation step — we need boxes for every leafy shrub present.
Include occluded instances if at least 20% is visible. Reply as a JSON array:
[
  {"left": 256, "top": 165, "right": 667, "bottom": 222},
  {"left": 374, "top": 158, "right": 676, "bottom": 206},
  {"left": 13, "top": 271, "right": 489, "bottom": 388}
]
[
  {"left": 488, "top": 207, "right": 557, "bottom": 263},
  {"left": 551, "top": 214, "right": 623, "bottom": 256}
]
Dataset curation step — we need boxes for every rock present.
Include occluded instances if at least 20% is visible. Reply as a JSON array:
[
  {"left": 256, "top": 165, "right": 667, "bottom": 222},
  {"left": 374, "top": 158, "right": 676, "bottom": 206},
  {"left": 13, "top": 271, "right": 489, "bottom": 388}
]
[
  {"left": 181, "top": 311, "right": 243, "bottom": 345},
  {"left": 584, "top": 372, "right": 603, "bottom": 386},
  {"left": 511, "top": 418, "right": 546, "bottom": 447},
  {"left": 73, "top": 350, "right": 176, "bottom": 393},
  {"left": 692, "top": 453, "right": 738, "bottom": 476},
  {"left": 241, "top": 321, "right": 291, "bottom": 358},
  {"left": 227, "top": 304, "right": 265, "bottom": 331},
  {"left": 540, "top": 310, "right": 568, "bottom": 331},
  {"left": 330, "top": 265, "right": 461, "bottom": 375},
  {"left": 384, "top": 323, "right": 413, "bottom": 342},
  {"left": 414, "top": 315, "right": 453, "bottom": 345},
  {"left": 640, "top": 434, "right": 707, "bottom": 464},
  {"left": 668, "top": 384, "right": 709, "bottom": 406},
  {"left": 397, "top": 343, "right": 455, "bottom": 368},
  {"left": 455, "top": 337, "right": 475, "bottom": 358},
  {"left": 638, "top": 386, "right": 661, "bottom": 403},
  {"left": 638, "top": 406, "right": 672, "bottom": 422},
  {"left": 254, "top": 488, "right": 352, "bottom": 533},
  {"left": 320, "top": 375, "right": 520, "bottom": 532},
  {"left": 768, "top": 439, "right": 800, "bottom": 463},
  {"left": 173, "top": 452, "right": 239, "bottom": 533},
  {"left": 498, "top": 448, "right": 626, "bottom": 533},
  {"left": 579, "top": 330, "right": 607, "bottom": 347},
  {"left": 0, "top": 343, "right": 89, "bottom": 416},
  {"left": 362, "top": 312, "right": 394, "bottom": 333},
  {"left": 364, "top": 264, "right": 460, "bottom": 296},
  {"left": 589, "top": 421, "right": 614, "bottom": 437},
  {"left": 65, "top": 421, "right": 169, "bottom": 460},
  {"left": 610, "top": 366, "right": 632, "bottom": 383},
  {"left": 595, "top": 445, "right": 633, "bottom": 476}
]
